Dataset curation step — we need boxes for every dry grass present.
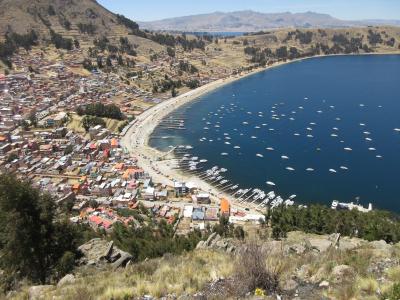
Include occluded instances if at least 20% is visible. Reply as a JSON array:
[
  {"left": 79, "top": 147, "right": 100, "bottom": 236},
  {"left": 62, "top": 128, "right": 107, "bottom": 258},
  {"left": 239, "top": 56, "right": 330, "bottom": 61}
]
[{"left": 11, "top": 250, "right": 234, "bottom": 300}]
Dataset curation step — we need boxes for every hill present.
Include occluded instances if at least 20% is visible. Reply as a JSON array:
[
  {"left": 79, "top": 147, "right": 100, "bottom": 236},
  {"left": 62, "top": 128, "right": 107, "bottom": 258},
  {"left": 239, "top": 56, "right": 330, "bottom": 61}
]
[
  {"left": 0, "top": 0, "right": 163, "bottom": 54},
  {"left": 139, "top": 10, "right": 400, "bottom": 32}
]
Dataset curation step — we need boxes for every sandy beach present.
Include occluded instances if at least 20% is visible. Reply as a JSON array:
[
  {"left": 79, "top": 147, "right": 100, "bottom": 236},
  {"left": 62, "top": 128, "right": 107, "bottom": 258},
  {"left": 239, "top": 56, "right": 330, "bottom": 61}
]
[{"left": 120, "top": 53, "right": 400, "bottom": 209}]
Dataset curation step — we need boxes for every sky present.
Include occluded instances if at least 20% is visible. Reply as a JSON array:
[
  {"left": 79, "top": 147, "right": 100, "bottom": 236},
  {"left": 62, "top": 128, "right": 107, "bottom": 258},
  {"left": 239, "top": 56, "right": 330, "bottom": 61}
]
[{"left": 98, "top": 0, "right": 400, "bottom": 22}]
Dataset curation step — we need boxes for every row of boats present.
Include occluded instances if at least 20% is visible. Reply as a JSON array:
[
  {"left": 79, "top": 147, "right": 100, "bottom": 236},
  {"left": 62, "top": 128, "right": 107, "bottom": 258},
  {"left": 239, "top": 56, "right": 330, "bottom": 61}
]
[{"left": 172, "top": 145, "right": 297, "bottom": 209}]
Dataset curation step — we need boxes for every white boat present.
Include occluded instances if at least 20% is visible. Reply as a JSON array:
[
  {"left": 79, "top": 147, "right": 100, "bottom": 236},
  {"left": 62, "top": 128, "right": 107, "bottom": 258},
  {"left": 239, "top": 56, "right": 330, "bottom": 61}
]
[
  {"left": 234, "top": 146, "right": 241, "bottom": 149},
  {"left": 307, "top": 134, "right": 314, "bottom": 138},
  {"left": 221, "top": 153, "right": 228, "bottom": 156},
  {"left": 266, "top": 147, "right": 274, "bottom": 151},
  {"left": 286, "top": 167, "right": 295, "bottom": 171},
  {"left": 340, "top": 166, "right": 349, "bottom": 170},
  {"left": 256, "top": 154, "right": 264, "bottom": 158},
  {"left": 376, "top": 155, "right": 383, "bottom": 158},
  {"left": 368, "top": 147, "right": 376, "bottom": 151},
  {"left": 329, "top": 169, "right": 337, "bottom": 173},
  {"left": 294, "top": 133, "right": 300, "bottom": 136},
  {"left": 281, "top": 155, "right": 289, "bottom": 159},
  {"left": 251, "top": 136, "right": 257, "bottom": 139},
  {"left": 394, "top": 128, "right": 400, "bottom": 132},
  {"left": 266, "top": 181, "right": 276, "bottom": 186},
  {"left": 306, "top": 168, "right": 314, "bottom": 172},
  {"left": 344, "top": 147, "right": 353, "bottom": 151},
  {"left": 289, "top": 194, "right": 297, "bottom": 199},
  {"left": 331, "top": 134, "right": 338, "bottom": 137}
]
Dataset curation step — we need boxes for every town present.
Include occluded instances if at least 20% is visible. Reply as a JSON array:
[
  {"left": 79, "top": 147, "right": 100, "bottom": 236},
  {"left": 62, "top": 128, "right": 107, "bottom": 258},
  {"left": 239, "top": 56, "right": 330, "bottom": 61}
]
[{"left": 0, "top": 48, "right": 264, "bottom": 237}]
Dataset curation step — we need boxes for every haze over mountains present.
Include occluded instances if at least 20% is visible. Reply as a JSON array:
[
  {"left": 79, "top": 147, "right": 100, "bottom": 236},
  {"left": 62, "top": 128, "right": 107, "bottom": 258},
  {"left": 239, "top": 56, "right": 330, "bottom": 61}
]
[{"left": 139, "top": 10, "right": 400, "bottom": 32}]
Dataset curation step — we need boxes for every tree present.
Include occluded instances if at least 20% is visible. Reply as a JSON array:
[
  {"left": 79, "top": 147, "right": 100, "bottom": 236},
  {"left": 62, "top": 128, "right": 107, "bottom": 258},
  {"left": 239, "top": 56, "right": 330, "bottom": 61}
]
[
  {"left": 166, "top": 47, "right": 175, "bottom": 57},
  {"left": 0, "top": 175, "right": 78, "bottom": 285}
]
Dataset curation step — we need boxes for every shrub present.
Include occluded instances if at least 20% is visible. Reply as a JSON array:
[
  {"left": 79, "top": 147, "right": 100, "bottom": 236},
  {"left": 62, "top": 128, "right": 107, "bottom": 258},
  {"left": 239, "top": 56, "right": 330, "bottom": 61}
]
[
  {"left": 233, "top": 241, "right": 280, "bottom": 295},
  {"left": 56, "top": 251, "right": 75, "bottom": 278}
]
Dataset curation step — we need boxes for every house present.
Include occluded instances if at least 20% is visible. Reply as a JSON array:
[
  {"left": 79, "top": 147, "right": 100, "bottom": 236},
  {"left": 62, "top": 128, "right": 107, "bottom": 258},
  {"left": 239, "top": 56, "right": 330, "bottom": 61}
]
[
  {"left": 144, "top": 186, "right": 155, "bottom": 201},
  {"left": 174, "top": 181, "right": 188, "bottom": 196},
  {"left": 220, "top": 198, "right": 230, "bottom": 216},
  {"left": 192, "top": 207, "right": 205, "bottom": 221},
  {"left": 193, "top": 192, "right": 211, "bottom": 204}
]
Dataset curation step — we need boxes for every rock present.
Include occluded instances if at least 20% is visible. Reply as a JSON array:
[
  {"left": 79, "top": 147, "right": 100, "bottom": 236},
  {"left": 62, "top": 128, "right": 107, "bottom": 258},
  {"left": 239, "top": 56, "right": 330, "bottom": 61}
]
[
  {"left": 289, "top": 244, "right": 306, "bottom": 255},
  {"left": 308, "top": 238, "right": 332, "bottom": 253},
  {"left": 196, "top": 240, "right": 206, "bottom": 249},
  {"left": 28, "top": 285, "right": 54, "bottom": 300},
  {"left": 57, "top": 274, "right": 75, "bottom": 287},
  {"left": 296, "top": 264, "right": 312, "bottom": 282},
  {"left": 283, "top": 279, "right": 298, "bottom": 291},
  {"left": 102, "top": 241, "right": 114, "bottom": 260},
  {"left": 369, "top": 240, "right": 392, "bottom": 256},
  {"left": 78, "top": 238, "right": 133, "bottom": 268},
  {"left": 319, "top": 281, "right": 330, "bottom": 288},
  {"left": 108, "top": 251, "right": 121, "bottom": 263},
  {"left": 205, "top": 233, "right": 219, "bottom": 247},
  {"left": 329, "top": 233, "right": 341, "bottom": 249},
  {"left": 310, "top": 267, "right": 326, "bottom": 284},
  {"left": 112, "top": 251, "right": 132, "bottom": 269},
  {"left": 226, "top": 245, "right": 236, "bottom": 253},
  {"left": 214, "top": 240, "right": 228, "bottom": 250},
  {"left": 331, "top": 265, "right": 354, "bottom": 283}
]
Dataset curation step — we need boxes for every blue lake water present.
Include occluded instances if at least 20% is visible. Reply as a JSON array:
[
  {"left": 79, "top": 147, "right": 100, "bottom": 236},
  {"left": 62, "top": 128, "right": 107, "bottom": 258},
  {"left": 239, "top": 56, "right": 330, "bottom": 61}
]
[{"left": 150, "top": 55, "right": 400, "bottom": 212}]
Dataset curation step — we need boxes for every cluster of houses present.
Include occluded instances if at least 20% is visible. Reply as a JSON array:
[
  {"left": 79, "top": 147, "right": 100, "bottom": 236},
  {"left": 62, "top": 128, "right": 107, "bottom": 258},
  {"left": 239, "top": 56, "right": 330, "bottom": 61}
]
[{"left": 0, "top": 45, "right": 264, "bottom": 234}]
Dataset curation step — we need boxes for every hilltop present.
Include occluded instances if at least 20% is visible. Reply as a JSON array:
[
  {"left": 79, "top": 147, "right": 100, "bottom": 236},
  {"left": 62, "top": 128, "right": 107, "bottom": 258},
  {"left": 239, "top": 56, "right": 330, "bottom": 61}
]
[
  {"left": 0, "top": 0, "right": 163, "bottom": 54},
  {"left": 139, "top": 10, "right": 400, "bottom": 33}
]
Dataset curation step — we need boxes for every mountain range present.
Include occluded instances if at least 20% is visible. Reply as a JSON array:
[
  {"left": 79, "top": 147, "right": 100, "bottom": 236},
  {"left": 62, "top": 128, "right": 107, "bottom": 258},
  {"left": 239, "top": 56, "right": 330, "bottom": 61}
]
[{"left": 139, "top": 10, "right": 400, "bottom": 32}]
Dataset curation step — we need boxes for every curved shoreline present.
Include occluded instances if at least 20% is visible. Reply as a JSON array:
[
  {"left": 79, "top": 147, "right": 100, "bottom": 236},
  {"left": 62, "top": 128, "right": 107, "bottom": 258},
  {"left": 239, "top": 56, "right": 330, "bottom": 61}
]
[{"left": 121, "top": 52, "right": 400, "bottom": 209}]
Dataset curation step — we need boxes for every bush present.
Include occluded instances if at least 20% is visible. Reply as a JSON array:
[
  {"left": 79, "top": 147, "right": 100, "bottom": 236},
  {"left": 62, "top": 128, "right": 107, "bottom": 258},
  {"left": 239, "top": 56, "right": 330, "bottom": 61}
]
[
  {"left": 56, "top": 251, "right": 75, "bottom": 278},
  {"left": 233, "top": 241, "right": 280, "bottom": 295}
]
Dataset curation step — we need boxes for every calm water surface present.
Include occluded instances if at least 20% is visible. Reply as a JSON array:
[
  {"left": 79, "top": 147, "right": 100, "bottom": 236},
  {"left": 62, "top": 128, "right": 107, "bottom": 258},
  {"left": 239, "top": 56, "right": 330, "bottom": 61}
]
[{"left": 150, "top": 55, "right": 400, "bottom": 212}]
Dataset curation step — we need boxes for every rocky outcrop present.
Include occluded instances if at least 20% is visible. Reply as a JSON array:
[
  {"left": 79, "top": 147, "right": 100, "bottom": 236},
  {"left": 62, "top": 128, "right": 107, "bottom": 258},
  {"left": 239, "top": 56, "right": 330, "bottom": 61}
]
[
  {"left": 78, "top": 238, "right": 133, "bottom": 268},
  {"left": 57, "top": 274, "right": 75, "bottom": 288},
  {"left": 196, "top": 233, "right": 236, "bottom": 253},
  {"left": 28, "top": 285, "right": 54, "bottom": 300}
]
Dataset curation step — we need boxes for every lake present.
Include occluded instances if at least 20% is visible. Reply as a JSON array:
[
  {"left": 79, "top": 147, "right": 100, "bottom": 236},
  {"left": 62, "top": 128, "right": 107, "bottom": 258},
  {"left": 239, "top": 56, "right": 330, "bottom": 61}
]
[{"left": 150, "top": 55, "right": 400, "bottom": 212}]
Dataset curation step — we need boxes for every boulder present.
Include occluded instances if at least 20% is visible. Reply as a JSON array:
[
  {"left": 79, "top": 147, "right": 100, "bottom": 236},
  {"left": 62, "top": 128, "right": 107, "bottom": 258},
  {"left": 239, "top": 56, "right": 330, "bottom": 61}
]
[
  {"left": 196, "top": 240, "right": 206, "bottom": 249},
  {"left": 282, "top": 279, "right": 298, "bottom": 292},
  {"left": 205, "top": 233, "right": 219, "bottom": 247},
  {"left": 57, "top": 274, "right": 75, "bottom": 287},
  {"left": 112, "top": 251, "right": 133, "bottom": 269},
  {"left": 319, "top": 281, "right": 330, "bottom": 288},
  {"left": 329, "top": 233, "right": 341, "bottom": 249},
  {"left": 331, "top": 265, "right": 354, "bottom": 283},
  {"left": 28, "top": 285, "right": 54, "bottom": 300},
  {"left": 102, "top": 241, "right": 114, "bottom": 260}
]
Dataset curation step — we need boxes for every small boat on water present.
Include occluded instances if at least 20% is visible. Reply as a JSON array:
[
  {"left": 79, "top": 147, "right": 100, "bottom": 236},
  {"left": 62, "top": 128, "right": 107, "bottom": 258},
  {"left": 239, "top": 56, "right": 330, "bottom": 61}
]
[
  {"left": 286, "top": 167, "right": 295, "bottom": 171},
  {"left": 306, "top": 168, "right": 314, "bottom": 172},
  {"left": 329, "top": 169, "right": 337, "bottom": 173},
  {"left": 256, "top": 154, "right": 264, "bottom": 158},
  {"left": 266, "top": 181, "right": 276, "bottom": 186}
]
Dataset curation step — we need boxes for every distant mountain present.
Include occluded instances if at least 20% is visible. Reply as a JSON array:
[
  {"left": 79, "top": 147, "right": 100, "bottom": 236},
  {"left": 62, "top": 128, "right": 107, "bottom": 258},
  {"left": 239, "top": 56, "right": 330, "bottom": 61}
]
[{"left": 139, "top": 10, "right": 400, "bottom": 32}]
